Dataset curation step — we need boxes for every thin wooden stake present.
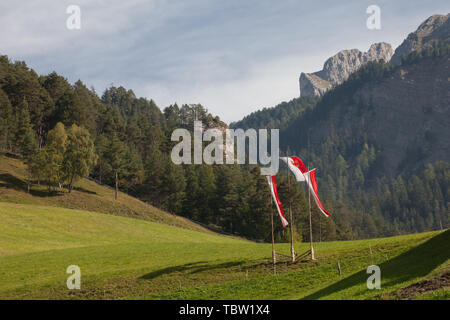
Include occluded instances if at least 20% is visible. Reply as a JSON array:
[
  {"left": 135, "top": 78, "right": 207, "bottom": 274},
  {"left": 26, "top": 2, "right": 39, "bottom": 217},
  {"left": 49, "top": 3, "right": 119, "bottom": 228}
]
[
  {"left": 270, "top": 202, "right": 276, "bottom": 273},
  {"left": 337, "top": 261, "right": 342, "bottom": 276},
  {"left": 308, "top": 185, "right": 315, "bottom": 260},
  {"left": 287, "top": 150, "right": 295, "bottom": 262},
  {"left": 296, "top": 249, "right": 311, "bottom": 259},
  {"left": 267, "top": 184, "right": 277, "bottom": 275},
  {"left": 307, "top": 149, "right": 315, "bottom": 260},
  {"left": 275, "top": 252, "right": 291, "bottom": 258}
]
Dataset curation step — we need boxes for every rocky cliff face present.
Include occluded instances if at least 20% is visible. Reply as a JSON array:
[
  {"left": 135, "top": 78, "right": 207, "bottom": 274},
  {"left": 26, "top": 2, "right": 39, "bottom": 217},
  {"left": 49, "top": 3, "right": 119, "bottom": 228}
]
[
  {"left": 390, "top": 13, "right": 449, "bottom": 65},
  {"left": 289, "top": 54, "right": 450, "bottom": 181},
  {"left": 299, "top": 42, "right": 394, "bottom": 97}
]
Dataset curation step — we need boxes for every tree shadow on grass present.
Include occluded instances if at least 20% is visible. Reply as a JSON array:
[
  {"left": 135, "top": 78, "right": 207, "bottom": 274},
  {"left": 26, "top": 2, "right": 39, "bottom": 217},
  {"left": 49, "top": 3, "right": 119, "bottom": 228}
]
[
  {"left": 2, "top": 152, "right": 20, "bottom": 159},
  {"left": 141, "top": 260, "right": 252, "bottom": 280},
  {"left": 0, "top": 173, "right": 98, "bottom": 196},
  {"left": 0, "top": 173, "right": 56, "bottom": 197},
  {"left": 302, "top": 230, "right": 450, "bottom": 300},
  {"left": 72, "top": 186, "right": 97, "bottom": 195},
  {"left": 0, "top": 173, "right": 28, "bottom": 190}
]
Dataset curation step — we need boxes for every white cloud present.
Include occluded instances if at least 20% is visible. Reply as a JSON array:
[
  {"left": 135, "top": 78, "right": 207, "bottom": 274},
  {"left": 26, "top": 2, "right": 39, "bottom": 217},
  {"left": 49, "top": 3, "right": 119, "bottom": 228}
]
[{"left": 1, "top": 0, "right": 449, "bottom": 123}]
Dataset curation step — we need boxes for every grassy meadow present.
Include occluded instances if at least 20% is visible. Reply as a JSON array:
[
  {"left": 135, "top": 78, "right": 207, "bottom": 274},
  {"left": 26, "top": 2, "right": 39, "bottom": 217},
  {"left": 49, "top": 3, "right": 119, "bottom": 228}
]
[{"left": 0, "top": 154, "right": 448, "bottom": 299}]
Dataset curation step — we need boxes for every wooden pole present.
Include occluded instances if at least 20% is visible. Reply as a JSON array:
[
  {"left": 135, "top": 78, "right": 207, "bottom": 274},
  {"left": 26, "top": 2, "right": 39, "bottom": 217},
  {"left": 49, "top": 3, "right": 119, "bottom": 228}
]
[
  {"left": 308, "top": 181, "right": 315, "bottom": 260},
  {"left": 270, "top": 203, "right": 276, "bottom": 274},
  {"left": 307, "top": 135, "right": 315, "bottom": 260},
  {"left": 267, "top": 181, "right": 277, "bottom": 274},
  {"left": 287, "top": 150, "right": 295, "bottom": 262}
]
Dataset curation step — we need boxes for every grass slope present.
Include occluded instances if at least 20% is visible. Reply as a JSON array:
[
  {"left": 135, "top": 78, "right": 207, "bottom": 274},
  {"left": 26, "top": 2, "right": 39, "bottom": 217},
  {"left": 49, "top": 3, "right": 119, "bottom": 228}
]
[
  {"left": 0, "top": 202, "right": 448, "bottom": 299},
  {"left": 0, "top": 202, "right": 250, "bottom": 298},
  {"left": 0, "top": 154, "right": 211, "bottom": 233},
  {"left": 134, "top": 230, "right": 449, "bottom": 300}
]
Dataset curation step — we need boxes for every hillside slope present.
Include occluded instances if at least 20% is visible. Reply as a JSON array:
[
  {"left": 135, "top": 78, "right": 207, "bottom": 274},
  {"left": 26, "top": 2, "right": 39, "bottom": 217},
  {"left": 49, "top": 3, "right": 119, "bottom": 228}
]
[
  {"left": 0, "top": 201, "right": 447, "bottom": 299},
  {"left": 300, "top": 42, "right": 393, "bottom": 97},
  {"left": 283, "top": 54, "right": 449, "bottom": 180},
  {"left": 0, "top": 202, "right": 251, "bottom": 299},
  {"left": 0, "top": 154, "right": 212, "bottom": 233},
  {"left": 279, "top": 53, "right": 449, "bottom": 237},
  {"left": 231, "top": 52, "right": 449, "bottom": 238},
  {"left": 134, "top": 230, "right": 449, "bottom": 300},
  {"left": 229, "top": 96, "right": 317, "bottom": 131},
  {"left": 390, "top": 13, "right": 449, "bottom": 65}
]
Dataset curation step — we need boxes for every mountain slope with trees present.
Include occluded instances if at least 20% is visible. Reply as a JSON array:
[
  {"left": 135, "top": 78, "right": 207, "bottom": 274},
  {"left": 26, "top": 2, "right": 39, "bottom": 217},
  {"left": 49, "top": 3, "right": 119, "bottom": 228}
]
[
  {"left": 0, "top": 54, "right": 318, "bottom": 242},
  {"left": 1, "top": 15, "right": 448, "bottom": 241},
  {"left": 231, "top": 42, "right": 449, "bottom": 238},
  {"left": 280, "top": 46, "right": 449, "bottom": 237},
  {"left": 229, "top": 96, "right": 317, "bottom": 131}
]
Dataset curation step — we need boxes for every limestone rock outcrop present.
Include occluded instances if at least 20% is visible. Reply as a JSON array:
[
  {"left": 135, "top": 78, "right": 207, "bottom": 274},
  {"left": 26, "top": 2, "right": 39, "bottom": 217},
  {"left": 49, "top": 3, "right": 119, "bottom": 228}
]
[
  {"left": 299, "top": 42, "right": 394, "bottom": 97},
  {"left": 390, "top": 13, "right": 449, "bottom": 65}
]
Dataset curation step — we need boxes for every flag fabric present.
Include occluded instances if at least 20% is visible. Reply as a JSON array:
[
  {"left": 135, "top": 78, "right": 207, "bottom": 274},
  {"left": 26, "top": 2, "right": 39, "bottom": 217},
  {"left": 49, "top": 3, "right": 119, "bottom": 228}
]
[
  {"left": 267, "top": 175, "right": 289, "bottom": 228},
  {"left": 304, "top": 169, "right": 332, "bottom": 217},
  {"left": 280, "top": 156, "right": 307, "bottom": 181},
  {"left": 281, "top": 156, "right": 332, "bottom": 217}
]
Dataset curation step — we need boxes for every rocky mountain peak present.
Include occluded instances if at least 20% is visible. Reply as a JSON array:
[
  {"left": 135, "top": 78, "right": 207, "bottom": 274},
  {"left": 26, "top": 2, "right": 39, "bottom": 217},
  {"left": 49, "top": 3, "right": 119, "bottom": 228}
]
[
  {"left": 299, "top": 42, "right": 393, "bottom": 97},
  {"left": 390, "top": 13, "right": 449, "bottom": 65}
]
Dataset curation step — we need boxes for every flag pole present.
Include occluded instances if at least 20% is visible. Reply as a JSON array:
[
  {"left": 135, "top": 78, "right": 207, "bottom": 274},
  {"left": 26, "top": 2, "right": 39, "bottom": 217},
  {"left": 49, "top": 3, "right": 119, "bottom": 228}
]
[
  {"left": 266, "top": 177, "right": 277, "bottom": 274},
  {"left": 287, "top": 150, "right": 296, "bottom": 262},
  {"left": 307, "top": 133, "right": 315, "bottom": 260},
  {"left": 270, "top": 199, "right": 277, "bottom": 274}
]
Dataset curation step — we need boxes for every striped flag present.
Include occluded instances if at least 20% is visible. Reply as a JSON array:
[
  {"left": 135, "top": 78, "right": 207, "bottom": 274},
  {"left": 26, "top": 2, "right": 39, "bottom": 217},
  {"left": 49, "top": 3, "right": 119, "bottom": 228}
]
[
  {"left": 304, "top": 169, "right": 332, "bottom": 217},
  {"left": 281, "top": 156, "right": 332, "bottom": 217},
  {"left": 267, "top": 175, "right": 289, "bottom": 228}
]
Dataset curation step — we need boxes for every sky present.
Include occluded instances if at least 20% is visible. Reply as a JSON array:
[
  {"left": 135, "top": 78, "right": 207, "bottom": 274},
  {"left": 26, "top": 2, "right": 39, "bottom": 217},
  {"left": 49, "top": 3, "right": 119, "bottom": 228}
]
[{"left": 0, "top": 1, "right": 448, "bottom": 123}]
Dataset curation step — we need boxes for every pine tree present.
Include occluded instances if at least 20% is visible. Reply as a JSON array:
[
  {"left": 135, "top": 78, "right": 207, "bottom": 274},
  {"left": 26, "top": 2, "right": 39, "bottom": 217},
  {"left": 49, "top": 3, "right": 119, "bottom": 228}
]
[
  {"left": 13, "top": 99, "right": 32, "bottom": 154},
  {"left": 21, "top": 128, "right": 38, "bottom": 193},
  {"left": 161, "top": 160, "right": 186, "bottom": 215},
  {"left": 0, "top": 89, "right": 13, "bottom": 150},
  {"left": 183, "top": 165, "right": 200, "bottom": 220},
  {"left": 141, "top": 137, "right": 166, "bottom": 205},
  {"left": 197, "top": 165, "right": 217, "bottom": 224},
  {"left": 104, "top": 134, "right": 127, "bottom": 199}
]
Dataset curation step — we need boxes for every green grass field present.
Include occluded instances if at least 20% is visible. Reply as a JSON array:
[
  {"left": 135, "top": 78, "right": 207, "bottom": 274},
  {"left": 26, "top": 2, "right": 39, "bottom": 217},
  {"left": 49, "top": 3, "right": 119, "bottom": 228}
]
[
  {"left": 0, "top": 154, "right": 448, "bottom": 300},
  {"left": 0, "top": 202, "right": 448, "bottom": 299},
  {"left": 0, "top": 154, "right": 212, "bottom": 233}
]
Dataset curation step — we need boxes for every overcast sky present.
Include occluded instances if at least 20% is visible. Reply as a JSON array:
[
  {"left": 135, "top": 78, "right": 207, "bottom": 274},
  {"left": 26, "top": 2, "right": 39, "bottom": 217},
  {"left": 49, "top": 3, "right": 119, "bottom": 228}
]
[{"left": 0, "top": 1, "right": 448, "bottom": 123}]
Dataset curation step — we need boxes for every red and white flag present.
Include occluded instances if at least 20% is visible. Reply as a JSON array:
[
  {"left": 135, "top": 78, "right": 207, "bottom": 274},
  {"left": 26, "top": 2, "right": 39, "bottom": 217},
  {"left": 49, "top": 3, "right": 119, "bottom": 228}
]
[
  {"left": 281, "top": 156, "right": 332, "bottom": 217},
  {"left": 280, "top": 156, "right": 308, "bottom": 181},
  {"left": 304, "top": 169, "right": 332, "bottom": 217},
  {"left": 267, "top": 175, "right": 289, "bottom": 228}
]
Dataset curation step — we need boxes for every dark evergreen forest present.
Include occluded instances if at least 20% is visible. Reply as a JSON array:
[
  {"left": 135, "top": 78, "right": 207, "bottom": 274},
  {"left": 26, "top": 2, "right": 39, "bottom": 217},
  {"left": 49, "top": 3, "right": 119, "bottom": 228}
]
[{"left": 1, "top": 45, "right": 448, "bottom": 242}]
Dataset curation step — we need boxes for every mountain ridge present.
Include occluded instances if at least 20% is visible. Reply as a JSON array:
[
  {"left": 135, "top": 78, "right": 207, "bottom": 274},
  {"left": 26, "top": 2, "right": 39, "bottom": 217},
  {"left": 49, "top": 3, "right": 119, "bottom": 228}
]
[
  {"left": 232, "top": 13, "right": 450, "bottom": 236},
  {"left": 299, "top": 42, "right": 394, "bottom": 97},
  {"left": 390, "top": 13, "right": 449, "bottom": 65}
]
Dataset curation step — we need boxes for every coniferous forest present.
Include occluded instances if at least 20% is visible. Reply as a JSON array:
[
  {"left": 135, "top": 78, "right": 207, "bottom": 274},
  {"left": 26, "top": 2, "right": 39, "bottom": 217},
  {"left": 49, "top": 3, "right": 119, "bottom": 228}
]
[{"left": 0, "top": 46, "right": 448, "bottom": 242}]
